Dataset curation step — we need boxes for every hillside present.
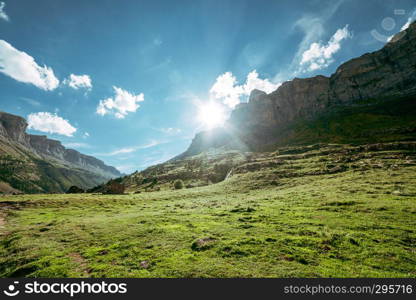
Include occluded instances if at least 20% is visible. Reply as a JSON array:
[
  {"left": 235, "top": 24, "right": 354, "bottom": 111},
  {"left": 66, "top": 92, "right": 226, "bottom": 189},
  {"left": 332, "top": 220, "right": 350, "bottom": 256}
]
[{"left": 0, "top": 112, "right": 121, "bottom": 194}]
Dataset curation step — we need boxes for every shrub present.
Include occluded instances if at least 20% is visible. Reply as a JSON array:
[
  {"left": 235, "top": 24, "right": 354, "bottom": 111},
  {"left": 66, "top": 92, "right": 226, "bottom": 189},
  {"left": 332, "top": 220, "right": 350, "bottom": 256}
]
[
  {"left": 174, "top": 179, "right": 184, "bottom": 190},
  {"left": 66, "top": 186, "right": 85, "bottom": 194}
]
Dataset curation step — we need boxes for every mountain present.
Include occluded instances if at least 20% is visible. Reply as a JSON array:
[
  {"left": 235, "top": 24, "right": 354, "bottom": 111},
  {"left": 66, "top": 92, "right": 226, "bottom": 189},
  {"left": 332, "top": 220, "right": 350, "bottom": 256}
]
[
  {"left": 181, "top": 21, "right": 416, "bottom": 157},
  {"left": 103, "top": 22, "right": 416, "bottom": 193},
  {"left": 0, "top": 111, "right": 121, "bottom": 194}
]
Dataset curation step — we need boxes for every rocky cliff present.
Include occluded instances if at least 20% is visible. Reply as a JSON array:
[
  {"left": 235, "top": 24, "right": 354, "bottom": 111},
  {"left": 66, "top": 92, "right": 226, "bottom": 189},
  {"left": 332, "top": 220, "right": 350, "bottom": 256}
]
[
  {"left": 0, "top": 111, "right": 121, "bottom": 193},
  {"left": 182, "top": 21, "right": 416, "bottom": 156}
]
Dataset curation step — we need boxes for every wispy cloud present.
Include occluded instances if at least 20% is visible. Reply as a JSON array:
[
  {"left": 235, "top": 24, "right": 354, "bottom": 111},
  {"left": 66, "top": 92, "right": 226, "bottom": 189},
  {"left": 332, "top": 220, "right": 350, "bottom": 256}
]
[
  {"left": 159, "top": 127, "right": 182, "bottom": 135},
  {"left": 27, "top": 112, "right": 76, "bottom": 136},
  {"left": 105, "top": 147, "right": 137, "bottom": 156},
  {"left": 64, "top": 74, "right": 92, "bottom": 90},
  {"left": 63, "top": 142, "right": 91, "bottom": 149},
  {"left": 94, "top": 140, "right": 164, "bottom": 157},
  {"left": 96, "top": 86, "right": 144, "bottom": 119},
  {"left": 20, "top": 97, "right": 41, "bottom": 107},
  {"left": 0, "top": 40, "right": 60, "bottom": 91},
  {"left": 0, "top": 2, "right": 9, "bottom": 22},
  {"left": 274, "top": 0, "right": 346, "bottom": 81}
]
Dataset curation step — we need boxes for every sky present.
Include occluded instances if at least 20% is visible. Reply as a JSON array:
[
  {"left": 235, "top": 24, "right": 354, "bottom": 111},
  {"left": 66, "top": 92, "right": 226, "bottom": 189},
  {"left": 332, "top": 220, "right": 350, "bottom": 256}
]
[{"left": 0, "top": 0, "right": 415, "bottom": 173}]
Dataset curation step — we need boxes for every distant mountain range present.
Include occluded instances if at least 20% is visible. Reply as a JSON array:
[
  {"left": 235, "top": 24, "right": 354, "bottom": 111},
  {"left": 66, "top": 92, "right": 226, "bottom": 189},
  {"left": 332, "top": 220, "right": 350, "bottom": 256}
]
[
  {"left": 180, "top": 21, "right": 416, "bottom": 158},
  {"left": 0, "top": 111, "right": 121, "bottom": 194}
]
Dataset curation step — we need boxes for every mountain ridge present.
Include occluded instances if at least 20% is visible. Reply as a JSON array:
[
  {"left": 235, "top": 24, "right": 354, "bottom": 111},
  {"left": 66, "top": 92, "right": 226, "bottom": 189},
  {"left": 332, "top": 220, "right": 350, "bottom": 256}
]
[{"left": 0, "top": 111, "right": 121, "bottom": 193}]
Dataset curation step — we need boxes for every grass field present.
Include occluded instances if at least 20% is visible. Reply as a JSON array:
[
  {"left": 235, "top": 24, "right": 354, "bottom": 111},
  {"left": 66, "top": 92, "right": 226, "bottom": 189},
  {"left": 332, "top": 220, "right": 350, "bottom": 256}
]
[{"left": 1, "top": 143, "right": 415, "bottom": 278}]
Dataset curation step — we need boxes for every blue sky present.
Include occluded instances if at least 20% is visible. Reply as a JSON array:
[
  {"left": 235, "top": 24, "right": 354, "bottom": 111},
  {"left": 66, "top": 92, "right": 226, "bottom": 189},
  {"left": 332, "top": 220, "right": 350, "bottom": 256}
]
[{"left": 0, "top": 0, "right": 415, "bottom": 173}]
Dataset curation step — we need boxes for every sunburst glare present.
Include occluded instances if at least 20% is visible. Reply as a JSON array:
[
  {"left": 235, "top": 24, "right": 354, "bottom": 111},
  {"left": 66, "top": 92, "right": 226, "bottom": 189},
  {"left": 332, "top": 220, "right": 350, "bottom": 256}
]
[{"left": 197, "top": 101, "right": 226, "bottom": 129}]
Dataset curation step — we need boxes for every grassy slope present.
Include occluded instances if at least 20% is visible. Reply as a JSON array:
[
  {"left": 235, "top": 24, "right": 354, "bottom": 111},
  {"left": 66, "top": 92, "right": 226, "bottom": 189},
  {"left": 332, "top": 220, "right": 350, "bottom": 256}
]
[{"left": 0, "top": 144, "right": 415, "bottom": 278}]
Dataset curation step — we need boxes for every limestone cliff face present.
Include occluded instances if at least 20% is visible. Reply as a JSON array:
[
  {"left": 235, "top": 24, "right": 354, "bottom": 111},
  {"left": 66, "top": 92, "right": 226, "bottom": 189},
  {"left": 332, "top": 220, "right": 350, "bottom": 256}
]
[
  {"left": 0, "top": 111, "right": 121, "bottom": 180},
  {"left": 183, "top": 22, "right": 416, "bottom": 156}
]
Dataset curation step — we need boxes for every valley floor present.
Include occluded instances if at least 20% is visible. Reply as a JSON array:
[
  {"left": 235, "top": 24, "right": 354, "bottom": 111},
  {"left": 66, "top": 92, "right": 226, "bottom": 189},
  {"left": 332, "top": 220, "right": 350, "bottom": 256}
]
[{"left": 0, "top": 144, "right": 415, "bottom": 277}]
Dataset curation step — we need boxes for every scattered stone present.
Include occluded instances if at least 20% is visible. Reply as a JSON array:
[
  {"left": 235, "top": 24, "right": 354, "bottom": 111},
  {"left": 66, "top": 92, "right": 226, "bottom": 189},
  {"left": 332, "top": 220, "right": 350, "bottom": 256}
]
[
  {"left": 191, "top": 237, "right": 216, "bottom": 251},
  {"left": 139, "top": 260, "right": 150, "bottom": 269},
  {"left": 328, "top": 166, "right": 344, "bottom": 173}
]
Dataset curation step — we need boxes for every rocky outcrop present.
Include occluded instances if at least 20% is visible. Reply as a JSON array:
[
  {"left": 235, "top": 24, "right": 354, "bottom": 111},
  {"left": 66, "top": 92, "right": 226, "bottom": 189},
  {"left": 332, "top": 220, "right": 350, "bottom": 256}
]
[
  {"left": 183, "top": 22, "right": 416, "bottom": 156},
  {"left": 0, "top": 112, "right": 30, "bottom": 146},
  {"left": 0, "top": 111, "right": 121, "bottom": 180}
]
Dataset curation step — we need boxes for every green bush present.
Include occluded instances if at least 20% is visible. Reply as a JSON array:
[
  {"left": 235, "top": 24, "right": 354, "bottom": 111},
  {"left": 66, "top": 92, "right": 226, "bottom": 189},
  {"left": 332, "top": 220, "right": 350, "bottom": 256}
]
[{"left": 174, "top": 179, "right": 184, "bottom": 190}]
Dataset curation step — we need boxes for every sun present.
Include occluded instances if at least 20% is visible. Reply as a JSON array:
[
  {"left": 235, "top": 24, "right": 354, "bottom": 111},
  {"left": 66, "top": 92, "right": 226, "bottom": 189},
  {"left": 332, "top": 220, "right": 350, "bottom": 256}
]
[{"left": 197, "top": 101, "right": 226, "bottom": 129}]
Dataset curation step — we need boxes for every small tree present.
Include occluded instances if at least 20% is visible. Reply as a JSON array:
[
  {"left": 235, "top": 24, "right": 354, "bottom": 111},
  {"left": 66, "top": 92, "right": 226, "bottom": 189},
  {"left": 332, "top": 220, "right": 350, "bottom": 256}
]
[
  {"left": 174, "top": 179, "right": 184, "bottom": 190},
  {"left": 103, "top": 181, "right": 125, "bottom": 194}
]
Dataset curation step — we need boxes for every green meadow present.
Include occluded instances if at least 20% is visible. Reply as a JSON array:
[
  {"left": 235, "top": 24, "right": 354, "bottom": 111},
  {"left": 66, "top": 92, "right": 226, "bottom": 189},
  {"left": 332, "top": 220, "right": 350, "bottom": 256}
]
[{"left": 1, "top": 143, "right": 415, "bottom": 278}]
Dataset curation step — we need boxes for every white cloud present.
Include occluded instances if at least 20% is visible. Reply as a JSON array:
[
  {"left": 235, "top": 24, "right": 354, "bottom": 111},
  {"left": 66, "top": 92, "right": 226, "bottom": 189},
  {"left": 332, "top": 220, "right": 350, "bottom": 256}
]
[
  {"left": 0, "top": 2, "right": 9, "bottom": 21},
  {"left": 243, "top": 70, "right": 281, "bottom": 94},
  {"left": 96, "top": 86, "right": 144, "bottom": 118},
  {"left": 209, "top": 70, "right": 280, "bottom": 108},
  {"left": 27, "top": 112, "right": 77, "bottom": 137},
  {"left": 300, "top": 25, "right": 351, "bottom": 72},
  {"left": 64, "top": 74, "right": 92, "bottom": 90},
  {"left": 0, "top": 40, "right": 59, "bottom": 90},
  {"left": 209, "top": 72, "right": 243, "bottom": 109},
  {"left": 83, "top": 132, "right": 90, "bottom": 139}
]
